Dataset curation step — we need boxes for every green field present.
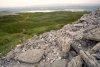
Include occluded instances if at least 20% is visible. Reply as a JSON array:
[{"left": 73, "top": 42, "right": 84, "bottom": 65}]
[{"left": 0, "top": 11, "right": 88, "bottom": 57}]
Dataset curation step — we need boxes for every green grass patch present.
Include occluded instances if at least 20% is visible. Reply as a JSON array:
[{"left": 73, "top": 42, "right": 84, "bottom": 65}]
[{"left": 0, "top": 11, "right": 89, "bottom": 57}]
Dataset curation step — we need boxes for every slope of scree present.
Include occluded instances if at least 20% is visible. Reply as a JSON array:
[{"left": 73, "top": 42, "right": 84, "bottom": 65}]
[{"left": 0, "top": 9, "right": 100, "bottom": 67}]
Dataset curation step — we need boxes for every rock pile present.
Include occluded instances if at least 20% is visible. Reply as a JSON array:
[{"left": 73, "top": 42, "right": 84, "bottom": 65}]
[{"left": 0, "top": 9, "right": 100, "bottom": 67}]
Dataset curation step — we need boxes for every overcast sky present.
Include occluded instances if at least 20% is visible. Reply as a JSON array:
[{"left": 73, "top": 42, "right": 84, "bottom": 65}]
[{"left": 0, "top": 0, "right": 100, "bottom": 7}]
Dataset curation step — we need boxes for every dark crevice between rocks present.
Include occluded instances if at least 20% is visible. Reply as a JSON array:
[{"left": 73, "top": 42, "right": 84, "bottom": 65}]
[
  {"left": 70, "top": 40, "right": 82, "bottom": 54},
  {"left": 62, "top": 47, "right": 78, "bottom": 60},
  {"left": 82, "top": 61, "right": 88, "bottom": 67},
  {"left": 78, "top": 38, "right": 99, "bottom": 50},
  {"left": 71, "top": 44, "right": 79, "bottom": 54},
  {"left": 93, "top": 53, "right": 100, "bottom": 60}
]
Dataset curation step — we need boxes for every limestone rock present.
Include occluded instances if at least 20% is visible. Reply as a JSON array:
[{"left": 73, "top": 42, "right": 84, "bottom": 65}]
[
  {"left": 80, "top": 50, "right": 99, "bottom": 67},
  {"left": 91, "top": 42, "right": 100, "bottom": 53},
  {"left": 80, "top": 14, "right": 88, "bottom": 21},
  {"left": 95, "top": 9, "right": 100, "bottom": 17},
  {"left": 83, "top": 28, "right": 100, "bottom": 41},
  {"left": 67, "top": 56, "right": 82, "bottom": 67},
  {"left": 14, "top": 49, "right": 44, "bottom": 63},
  {"left": 71, "top": 41, "right": 82, "bottom": 53},
  {"left": 60, "top": 37, "right": 72, "bottom": 53},
  {"left": 38, "top": 61, "right": 51, "bottom": 67},
  {"left": 51, "top": 59, "right": 67, "bottom": 67},
  {"left": 92, "top": 53, "right": 100, "bottom": 60}
]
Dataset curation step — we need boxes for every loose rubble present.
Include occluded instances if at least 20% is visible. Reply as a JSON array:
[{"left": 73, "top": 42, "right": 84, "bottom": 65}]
[{"left": 0, "top": 9, "right": 100, "bottom": 67}]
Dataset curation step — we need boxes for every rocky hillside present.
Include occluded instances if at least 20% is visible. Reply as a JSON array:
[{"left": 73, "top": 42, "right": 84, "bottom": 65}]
[{"left": 0, "top": 9, "right": 100, "bottom": 67}]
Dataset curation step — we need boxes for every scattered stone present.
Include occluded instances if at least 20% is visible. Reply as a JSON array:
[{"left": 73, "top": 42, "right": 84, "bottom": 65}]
[
  {"left": 38, "top": 61, "right": 51, "bottom": 67},
  {"left": 58, "top": 37, "right": 72, "bottom": 53},
  {"left": 92, "top": 53, "right": 100, "bottom": 60},
  {"left": 80, "top": 50, "right": 99, "bottom": 67},
  {"left": 14, "top": 49, "right": 44, "bottom": 63},
  {"left": 68, "top": 56, "right": 82, "bottom": 67},
  {"left": 51, "top": 59, "right": 67, "bottom": 67},
  {"left": 71, "top": 41, "right": 82, "bottom": 53},
  {"left": 91, "top": 42, "right": 100, "bottom": 53},
  {"left": 83, "top": 28, "right": 100, "bottom": 41}
]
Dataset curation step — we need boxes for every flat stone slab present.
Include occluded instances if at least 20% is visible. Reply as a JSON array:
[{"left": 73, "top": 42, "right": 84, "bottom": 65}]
[
  {"left": 14, "top": 49, "right": 44, "bottom": 63},
  {"left": 68, "top": 56, "right": 82, "bottom": 67},
  {"left": 51, "top": 59, "right": 67, "bottom": 67},
  {"left": 91, "top": 42, "right": 100, "bottom": 52},
  {"left": 38, "top": 62, "right": 51, "bottom": 67},
  {"left": 80, "top": 50, "right": 99, "bottom": 67},
  {"left": 83, "top": 28, "right": 100, "bottom": 41}
]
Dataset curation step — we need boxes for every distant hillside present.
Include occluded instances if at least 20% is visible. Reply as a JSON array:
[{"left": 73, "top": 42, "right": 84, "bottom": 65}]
[{"left": 0, "top": 11, "right": 17, "bottom": 16}]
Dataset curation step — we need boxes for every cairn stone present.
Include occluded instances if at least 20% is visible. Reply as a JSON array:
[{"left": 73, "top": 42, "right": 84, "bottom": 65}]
[
  {"left": 91, "top": 42, "right": 100, "bottom": 53},
  {"left": 83, "top": 28, "right": 100, "bottom": 41},
  {"left": 14, "top": 49, "right": 44, "bottom": 63},
  {"left": 80, "top": 50, "right": 99, "bottom": 67},
  {"left": 51, "top": 59, "right": 67, "bottom": 67},
  {"left": 68, "top": 56, "right": 82, "bottom": 67}
]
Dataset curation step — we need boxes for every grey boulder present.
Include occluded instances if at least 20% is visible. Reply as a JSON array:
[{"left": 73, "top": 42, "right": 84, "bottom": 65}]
[
  {"left": 83, "top": 28, "right": 100, "bottom": 41},
  {"left": 51, "top": 59, "right": 67, "bottom": 67},
  {"left": 14, "top": 49, "right": 44, "bottom": 63},
  {"left": 68, "top": 56, "right": 82, "bottom": 67},
  {"left": 80, "top": 50, "right": 99, "bottom": 67}
]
